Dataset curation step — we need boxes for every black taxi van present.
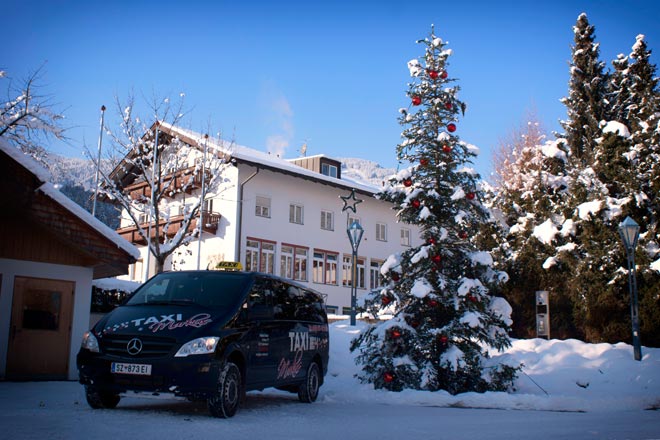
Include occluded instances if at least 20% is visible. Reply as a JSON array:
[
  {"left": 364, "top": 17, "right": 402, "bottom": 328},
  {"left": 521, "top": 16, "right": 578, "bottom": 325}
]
[{"left": 77, "top": 270, "right": 329, "bottom": 418}]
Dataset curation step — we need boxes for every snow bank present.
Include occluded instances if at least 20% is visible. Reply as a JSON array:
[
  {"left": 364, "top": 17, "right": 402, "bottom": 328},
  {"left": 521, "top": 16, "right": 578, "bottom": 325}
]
[{"left": 327, "top": 321, "right": 660, "bottom": 412}]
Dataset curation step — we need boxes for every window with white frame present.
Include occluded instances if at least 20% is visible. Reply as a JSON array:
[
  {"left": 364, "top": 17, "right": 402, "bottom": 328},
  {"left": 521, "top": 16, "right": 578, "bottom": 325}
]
[
  {"left": 245, "top": 239, "right": 260, "bottom": 271},
  {"left": 289, "top": 203, "right": 304, "bottom": 224},
  {"left": 400, "top": 228, "right": 411, "bottom": 246},
  {"left": 376, "top": 222, "right": 387, "bottom": 241},
  {"left": 178, "top": 203, "right": 193, "bottom": 216},
  {"left": 260, "top": 241, "right": 275, "bottom": 274},
  {"left": 370, "top": 260, "right": 383, "bottom": 290},
  {"left": 295, "top": 247, "right": 308, "bottom": 281},
  {"left": 342, "top": 255, "right": 352, "bottom": 287},
  {"left": 321, "top": 163, "right": 338, "bottom": 178},
  {"left": 280, "top": 245, "right": 294, "bottom": 279},
  {"left": 347, "top": 215, "right": 361, "bottom": 228},
  {"left": 356, "top": 257, "right": 365, "bottom": 288},
  {"left": 280, "top": 244, "right": 308, "bottom": 282},
  {"left": 321, "top": 210, "right": 334, "bottom": 231},
  {"left": 313, "top": 250, "right": 337, "bottom": 285},
  {"left": 245, "top": 238, "right": 276, "bottom": 274},
  {"left": 342, "top": 255, "right": 365, "bottom": 289},
  {"left": 256, "top": 196, "right": 271, "bottom": 218}
]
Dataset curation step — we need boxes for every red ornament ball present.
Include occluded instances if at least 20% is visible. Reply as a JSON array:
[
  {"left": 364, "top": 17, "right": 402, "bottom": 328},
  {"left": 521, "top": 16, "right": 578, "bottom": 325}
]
[
  {"left": 458, "top": 231, "right": 468, "bottom": 239},
  {"left": 383, "top": 372, "right": 395, "bottom": 383},
  {"left": 390, "top": 328, "right": 402, "bottom": 339},
  {"left": 442, "top": 144, "right": 452, "bottom": 153},
  {"left": 412, "top": 96, "right": 422, "bottom": 106},
  {"left": 381, "top": 296, "right": 392, "bottom": 306},
  {"left": 447, "top": 123, "right": 457, "bottom": 133},
  {"left": 432, "top": 254, "right": 442, "bottom": 264},
  {"left": 391, "top": 272, "right": 400, "bottom": 282},
  {"left": 428, "top": 237, "right": 436, "bottom": 245},
  {"left": 410, "top": 320, "right": 420, "bottom": 329},
  {"left": 440, "top": 71, "right": 448, "bottom": 79},
  {"left": 428, "top": 69, "right": 439, "bottom": 79},
  {"left": 444, "top": 101, "right": 453, "bottom": 110},
  {"left": 411, "top": 199, "right": 421, "bottom": 208},
  {"left": 428, "top": 299, "right": 438, "bottom": 308},
  {"left": 403, "top": 178, "right": 412, "bottom": 187},
  {"left": 466, "top": 192, "right": 476, "bottom": 200},
  {"left": 420, "top": 157, "right": 429, "bottom": 167},
  {"left": 469, "top": 294, "right": 478, "bottom": 303},
  {"left": 439, "top": 335, "right": 448, "bottom": 344}
]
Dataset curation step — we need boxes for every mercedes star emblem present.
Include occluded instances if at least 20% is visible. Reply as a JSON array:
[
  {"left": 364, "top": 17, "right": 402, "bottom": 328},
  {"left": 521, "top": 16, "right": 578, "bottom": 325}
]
[{"left": 126, "top": 338, "right": 143, "bottom": 355}]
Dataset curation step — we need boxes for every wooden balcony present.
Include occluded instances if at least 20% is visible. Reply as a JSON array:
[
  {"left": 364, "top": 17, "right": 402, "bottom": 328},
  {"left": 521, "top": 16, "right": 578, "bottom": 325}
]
[
  {"left": 117, "top": 210, "right": 221, "bottom": 245},
  {"left": 125, "top": 167, "right": 206, "bottom": 202}
]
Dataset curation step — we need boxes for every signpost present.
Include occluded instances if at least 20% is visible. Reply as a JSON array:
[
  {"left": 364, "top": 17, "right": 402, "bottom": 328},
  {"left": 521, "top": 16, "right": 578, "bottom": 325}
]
[{"left": 536, "top": 290, "right": 550, "bottom": 340}]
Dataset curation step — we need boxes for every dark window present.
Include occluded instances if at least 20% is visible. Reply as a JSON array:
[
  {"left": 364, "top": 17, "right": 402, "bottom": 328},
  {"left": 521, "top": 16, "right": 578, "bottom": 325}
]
[
  {"left": 22, "top": 290, "right": 61, "bottom": 330},
  {"left": 126, "top": 272, "right": 251, "bottom": 309}
]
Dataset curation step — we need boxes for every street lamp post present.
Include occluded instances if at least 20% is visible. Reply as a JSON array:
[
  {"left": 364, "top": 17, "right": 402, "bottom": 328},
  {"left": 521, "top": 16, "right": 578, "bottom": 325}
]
[
  {"left": 618, "top": 216, "right": 642, "bottom": 361},
  {"left": 347, "top": 220, "right": 364, "bottom": 326}
]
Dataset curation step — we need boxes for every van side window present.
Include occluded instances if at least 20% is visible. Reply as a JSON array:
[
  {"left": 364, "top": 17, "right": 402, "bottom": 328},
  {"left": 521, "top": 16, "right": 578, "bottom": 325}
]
[
  {"left": 273, "top": 282, "right": 297, "bottom": 320},
  {"left": 248, "top": 278, "right": 275, "bottom": 320},
  {"left": 292, "top": 289, "right": 326, "bottom": 323}
]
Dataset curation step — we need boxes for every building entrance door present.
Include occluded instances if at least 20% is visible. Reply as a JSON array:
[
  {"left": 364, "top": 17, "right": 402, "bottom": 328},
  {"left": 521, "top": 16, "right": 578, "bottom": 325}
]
[{"left": 6, "top": 277, "right": 75, "bottom": 379}]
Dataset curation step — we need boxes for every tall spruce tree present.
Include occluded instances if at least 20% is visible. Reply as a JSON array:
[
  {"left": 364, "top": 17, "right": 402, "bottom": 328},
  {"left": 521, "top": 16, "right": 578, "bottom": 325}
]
[
  {"left": 560, "top": 13, "right": 608, "bottom": 167},
  {"left": 613, "top": 35, "right": 660, "bottom": 346},
  {"left": 350, "top": 28, "right": 519, "bottom": 393},
  {"left": 557, "top": 13, "right": 624, "bottom": 342}
]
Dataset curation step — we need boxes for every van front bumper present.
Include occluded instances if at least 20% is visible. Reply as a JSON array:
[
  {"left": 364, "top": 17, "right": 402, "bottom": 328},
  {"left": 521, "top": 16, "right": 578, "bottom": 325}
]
[{"left": 77, "top": 350, "right": 222, "bottom": 399}]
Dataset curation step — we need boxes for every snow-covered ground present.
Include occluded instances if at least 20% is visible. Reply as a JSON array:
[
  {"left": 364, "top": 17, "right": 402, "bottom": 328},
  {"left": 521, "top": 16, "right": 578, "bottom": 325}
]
[{"left": 1, "top": 321, "right": 658, "bottom": 439}]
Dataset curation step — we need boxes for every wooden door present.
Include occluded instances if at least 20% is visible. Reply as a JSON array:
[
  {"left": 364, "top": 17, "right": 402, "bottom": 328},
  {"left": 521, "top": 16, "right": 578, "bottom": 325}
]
[{"left": 6, "top": 277, "right": 75, "bottom": 379}]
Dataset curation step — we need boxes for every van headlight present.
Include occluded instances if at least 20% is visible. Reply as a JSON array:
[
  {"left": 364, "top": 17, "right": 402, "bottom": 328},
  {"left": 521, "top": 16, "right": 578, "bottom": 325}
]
[
  {"left": 175, "top": 337, "right": 220, "bottom": 357},
  {"left": 81, "top": 331, "right": 100, "bottom": 353}
]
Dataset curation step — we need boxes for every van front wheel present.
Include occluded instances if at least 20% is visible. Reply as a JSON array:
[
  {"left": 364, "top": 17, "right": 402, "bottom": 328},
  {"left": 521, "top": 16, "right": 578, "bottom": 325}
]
[
  {"left": 298, "top": 361, "right": 320, "bottom": 403},
  {"left": 85, "top": 386, "right": 120, "bottom": 409},
  {"left": 208, "top": 362, "right": 242, "bottom": 418}
]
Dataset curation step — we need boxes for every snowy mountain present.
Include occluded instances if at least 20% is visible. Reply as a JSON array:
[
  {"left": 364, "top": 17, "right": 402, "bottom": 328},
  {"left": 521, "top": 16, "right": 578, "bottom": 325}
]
[
  {"left": 48, "top": 154, "right": 396, "bottom": 190},
  {"left": 338, "top": 157, "right": 396, "bottom": 187},
  {"left": 47, "top": 154, "right": 110, "bottom": 190}
]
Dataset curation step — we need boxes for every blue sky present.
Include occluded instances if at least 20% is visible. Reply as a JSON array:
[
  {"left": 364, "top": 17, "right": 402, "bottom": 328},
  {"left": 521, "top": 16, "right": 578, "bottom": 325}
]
[{"left": 5, "top": 0, "right": 660, "bottom": 178}]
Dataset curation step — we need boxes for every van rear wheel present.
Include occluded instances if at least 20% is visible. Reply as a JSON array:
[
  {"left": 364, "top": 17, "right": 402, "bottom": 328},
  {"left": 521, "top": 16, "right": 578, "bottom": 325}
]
[
  {"left": 298, "top": 361, "right": 320, "bottom": 403},
  {"left": 208, "top": 362, "right": 242, "bottom": 418}
]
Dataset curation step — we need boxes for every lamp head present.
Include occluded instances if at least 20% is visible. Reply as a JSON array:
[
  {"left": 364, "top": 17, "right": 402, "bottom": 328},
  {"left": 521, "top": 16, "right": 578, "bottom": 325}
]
[
  {"left": 618, "top": 216, "right": 640, "bottom": 252},
  {"left": 347, "top": 220, "right": 364, "bottom": 251}
]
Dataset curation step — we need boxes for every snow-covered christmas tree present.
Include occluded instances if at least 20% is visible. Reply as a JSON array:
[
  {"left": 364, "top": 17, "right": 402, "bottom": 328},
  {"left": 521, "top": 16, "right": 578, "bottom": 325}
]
[{"left": 350, "top": 28, "right": 519, "bottom": 393}]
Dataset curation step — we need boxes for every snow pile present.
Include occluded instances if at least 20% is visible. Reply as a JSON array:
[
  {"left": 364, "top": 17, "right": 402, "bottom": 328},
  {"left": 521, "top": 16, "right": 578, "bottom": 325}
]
[{"left": 325, "top": 321, "right": 660, "bottom": 412}]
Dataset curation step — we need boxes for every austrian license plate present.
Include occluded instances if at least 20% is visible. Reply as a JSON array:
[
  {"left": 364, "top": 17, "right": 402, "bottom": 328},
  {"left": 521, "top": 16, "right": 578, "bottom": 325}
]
[{"left": 111, "top": 362, "right": 152, "bottom": 376}]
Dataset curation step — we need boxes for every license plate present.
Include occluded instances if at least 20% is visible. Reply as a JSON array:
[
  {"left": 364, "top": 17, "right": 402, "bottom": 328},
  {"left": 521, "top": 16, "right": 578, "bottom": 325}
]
[{"left": 111, "top": 362, "right": 152, "bottom": 376}]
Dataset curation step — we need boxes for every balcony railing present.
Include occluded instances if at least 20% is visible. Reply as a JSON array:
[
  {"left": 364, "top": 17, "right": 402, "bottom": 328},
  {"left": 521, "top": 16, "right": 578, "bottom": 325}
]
[
  {"left": 125, "top": 167, "right": 207, "bottom": 202},
  {"left": 117, "top": 210, "right": 221, "bottom": 245}
]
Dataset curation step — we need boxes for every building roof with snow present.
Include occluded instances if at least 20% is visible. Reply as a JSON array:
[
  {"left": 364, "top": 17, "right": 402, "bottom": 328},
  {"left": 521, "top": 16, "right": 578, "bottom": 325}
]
[
  {"left": 108, "top": 122, "right": 380, "bottom": 196},
  {"left": 0, "top": 138, "right": 139, "bottom": 278}
]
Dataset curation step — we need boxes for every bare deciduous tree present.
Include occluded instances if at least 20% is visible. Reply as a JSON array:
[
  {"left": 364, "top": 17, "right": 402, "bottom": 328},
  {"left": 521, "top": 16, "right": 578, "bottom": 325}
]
[
  {"left": 491, "top": 109, "right": 547, "bottom": 190},
  {"left": 94, "top": 92, "right": 233, "bottom": 275},
  {"left": 0, "top": 66, "right": 65, "bottom": 160}
]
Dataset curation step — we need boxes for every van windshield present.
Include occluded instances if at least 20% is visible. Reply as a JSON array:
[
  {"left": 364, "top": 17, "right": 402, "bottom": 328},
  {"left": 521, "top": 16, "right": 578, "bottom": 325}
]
[{"left": 126, "top": 272, "right": 251, "bottom": 309}]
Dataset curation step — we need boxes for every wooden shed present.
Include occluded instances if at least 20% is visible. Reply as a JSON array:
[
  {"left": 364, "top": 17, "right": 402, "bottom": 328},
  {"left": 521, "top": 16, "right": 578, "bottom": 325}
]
[{"left": 0, "top": 140, "right": 139, "bottom": 380}]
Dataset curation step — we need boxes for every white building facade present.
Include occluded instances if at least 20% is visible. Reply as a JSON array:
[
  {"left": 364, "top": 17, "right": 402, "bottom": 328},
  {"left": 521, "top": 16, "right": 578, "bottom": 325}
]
[{"left": 119, "top": 125, "right": 421, "bottom": 313}]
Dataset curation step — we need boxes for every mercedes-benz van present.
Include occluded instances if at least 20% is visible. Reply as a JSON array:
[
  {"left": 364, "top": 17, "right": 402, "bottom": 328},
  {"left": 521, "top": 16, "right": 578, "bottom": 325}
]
[{"left": 77, "top": 270, "right": 329, "bottom": 418}]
